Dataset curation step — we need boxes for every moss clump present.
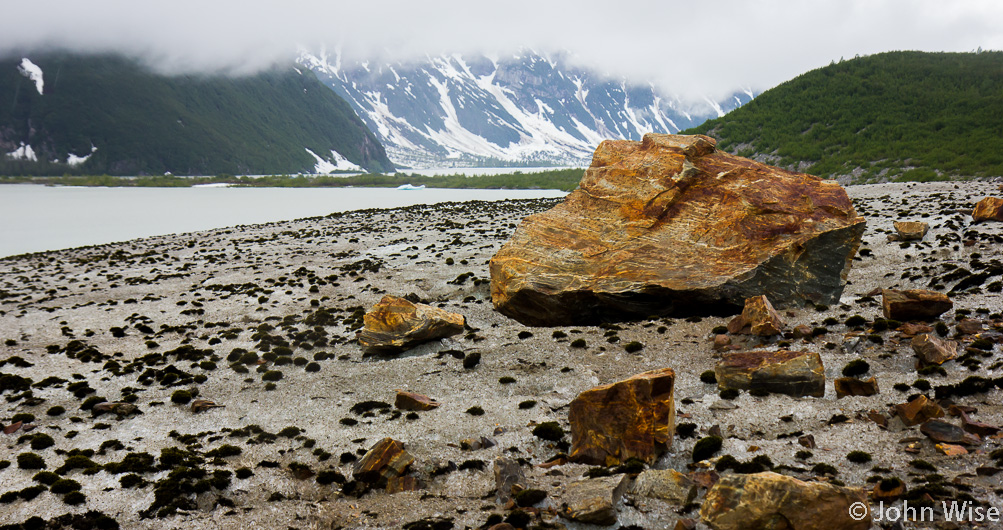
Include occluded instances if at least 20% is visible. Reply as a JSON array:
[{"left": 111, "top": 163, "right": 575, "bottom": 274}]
[
  {"left": 235, "top": 467, "right": 254, "bottom": 479},
  {"left": 277, "top": 426, "right": 301, "bottom": 438},
  {"left": 847, "top": 451, "right": 872, "bottom": 464},
  {"left": 205, "top": 445, "right": 242, "bottom": 458},
  {"left": 623, "top": 341, "right": 644, "bottom": 353},
  {"left": 700, "top": 371, "right": 717, "bottom": 384},
  {"left": 120, "top": 474, "right": 146, "bottom": 488},
  {"left": 18, "top": 485, "right": 46, "bottom": 500},
  {"left": 465, "top": 406, "right": 484, "bottom": 416},
  {"left": 50, "top": 478, "right": 82, "bottom": 494},
  {"left": 170, "top": 390, "right": 192, "bottom": 404},
  {"left": 47, "top": 406, "right": 66, "bottom": 416},
  {"left": 692, "top": 436, "right": 723, "bottom": 462},
  {"left": 532, "top": 422, "right": 565, "bottom": 442},
  {"left": 569, "top": 338, "right": 587, "bottom": 348},
  {"left": 518, "top": 400, "right": 537, "bottom": 409},
  {"left": 462, "top": 351, "right": 481, "bottom": 369},
  {"left": 513, "top": 488, "right": 548, "bottom": 507},
  {"left": 719, "top": 388, "right": 740, "bottom": 400},
  {"left": 33, "top": 471, "right": 60, "bottom": 485},
  {"left": 844, "top": 315, "right": 868, "bottom": 327},
  {"left": 811, "top": 463, "right": 838, "bottom": 476},
  {"left": 879, "top": 477, "right": 904, "bottom": 492},
  {"left": 842, "top": 359, "right": 870, "bottom": 377},
  {"left": 498, "top": 376, "right": 516, "bottom": 385},
  {"left": 305, "top": 362, "right": 321, "bottom": 372},
  {"left": 795, "top": 450, "right": 813, "bottom": 460},
  {"left": 675, "top": 423, "right": 698, "bottom": 439},
  {"left": 30, "top": 433, "right": 55, "bottom": 450},
  {"left": 909, "top": 459, "right": 938, "bottom": 472},
  {"left": 11, "top": 412, "right": 36, "bottom": 423},
  {"left": 261, "top": 370, "right": 283, "bottom": 382},
  {"left": 17, "top": 452, "right": 46, "bottom": 470},
  {"left": 935, "top": 321, "right": 949, "bottom": 336},
  {"left": 104, "top": 452, "right": 156, "bottom": 474}
]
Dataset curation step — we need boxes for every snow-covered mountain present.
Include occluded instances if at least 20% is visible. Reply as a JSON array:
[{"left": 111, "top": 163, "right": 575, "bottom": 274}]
[{"left": 300, "top": 50, "right": 754, "bottom": 168}]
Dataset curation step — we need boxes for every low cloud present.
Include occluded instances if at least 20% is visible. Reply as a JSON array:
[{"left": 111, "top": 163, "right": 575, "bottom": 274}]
[{"left": 3, "top": 0, "right": 1001, "bottom": 101}]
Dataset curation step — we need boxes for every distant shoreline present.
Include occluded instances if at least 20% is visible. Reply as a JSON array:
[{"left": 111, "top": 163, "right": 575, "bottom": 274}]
[{"left": 0, "top": 168, "right": 586, "bottom": 192}]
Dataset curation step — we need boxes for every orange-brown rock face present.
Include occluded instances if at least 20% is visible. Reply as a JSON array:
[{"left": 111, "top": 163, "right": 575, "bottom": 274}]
[
  {"left": 972, "top": 197, "right": 1003, "bottom": 222},
  {"left": 568, "top": 368, "right": 675, "bottom": 466},
  {"left": 490, "top": 134, "right": 865, "bottom": 325},
  {"left": 357, "top": 295, "right": 465, "bottom": 355}
]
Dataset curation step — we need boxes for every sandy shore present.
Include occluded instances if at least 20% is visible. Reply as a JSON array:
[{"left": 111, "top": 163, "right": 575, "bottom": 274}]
[{"left": 1, "top": 182, "right": 1002, "bottom": 529}]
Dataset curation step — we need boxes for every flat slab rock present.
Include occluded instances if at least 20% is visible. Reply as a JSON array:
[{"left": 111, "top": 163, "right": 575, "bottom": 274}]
[
  {"left": 715, "top": 350, "right": 825, "bottom": 397},
  {"left": 357, "top": 295, "right": 465, "bottom": 355},
  {"left": 490, "top": 133, "right": 865, "bottom": 325},
  {"left": 700, "top": 472, "right": 870, "bottom": 530},
  {"left": 881, "top": 288, "right": 952, "bottom": 321},
  {"left": 569, "top": 367, "right": 675, "bottom": 466}
]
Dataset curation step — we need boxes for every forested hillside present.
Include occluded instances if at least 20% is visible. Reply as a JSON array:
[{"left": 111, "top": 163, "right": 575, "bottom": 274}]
[{"left": 685, "top": 51, "right": 1003, "bottom": 182}]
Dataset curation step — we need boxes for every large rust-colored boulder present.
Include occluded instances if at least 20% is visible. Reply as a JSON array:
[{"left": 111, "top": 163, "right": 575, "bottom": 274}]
[
  {"left": 972, "top": 197, "right": 1003, "bottom": 222},
  {"left": 489, "top": 134, "right": 866, "bottom": 325},
  {"left": 700, "top": 472, "right": 870, "bottom": 530},
  {"left": 727, "top": 295, "right": 785, "bottom": 336},
  {"left": 357, "top": 295, "right": 465, "bottom": 355},
  {"left": 569, "top": 368, "right": 675, "bottom": 466},
  {"left": 352, "top": 437, "right": 414, "bottom": 486},
  {"left": 881, "top": 289, "right": 952, "bottom": 321},
  {"left": 715, "top": 350, "right": 825, "bottom": 397}
]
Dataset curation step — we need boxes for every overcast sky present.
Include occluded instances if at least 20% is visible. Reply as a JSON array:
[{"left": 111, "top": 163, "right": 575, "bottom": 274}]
[{"left": 3, "top": 0, "right": 1001, "bottom": 101}]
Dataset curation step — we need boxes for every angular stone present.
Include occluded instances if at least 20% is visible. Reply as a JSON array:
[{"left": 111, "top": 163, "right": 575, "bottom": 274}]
[
  {"left": 494, "top": 457, "right": 526, "bottom": 503},
  {"left": 489, "top": 133, "right": 865, "bottom": 325},
  {"left": 700, "top": 472, "right": 870, "bottom": 530},
  {"left": 569, "top": 368, "right": 675, "bottom": 466},
  {"left": 893, "top": 395, "right": 945, "bottom": 427},
  {"left": 357, "top": 295, "right": 465, "bottom": 355},
  {"left": 386, "top": 475, "right": 423, "bottom": 493},
  {"left": 911, "top": 333, "right": 958, "bottom": 365},
  {"left": 715, "top": 350, "right": 824, "bottom": 397},
  {"left": 395, "top": 390, "right": 440, "bottom": 411},
  {"left": 881, "top": 289, "right": 952, "bottom": 321},
  {"left": 892, "top": 221, "right": 929, "bottom": 241},
  {"left": 712, "top": 334, "right": 732, "bottom": 351},
  {"left": 958, "top": 411, "right": 1001, "bottom": 437},
  {"left": 956, "top": 318, "right": 984, "bottom": 335},
  {"left": 898, "top": 322, "right": 933, "bottom": 336},
  {"left": 352, "top": 437, "right": 414, "bottom": 485},
  {"left": 972, "top": 197, "right": 1003, "bottom": 222},
  {"left": 559, "top": 475, "right": 628, "bottom": 526},
  {"left": 921, "top": 420, "right": 981, "bottom": 445},
  {"left": 935, "top": 443, "right": 969, "bottom": 456},
  {"left": 726, "top": 295, "right": 785, "bottom": 337},
  {"left": 834, "top": 376, "right": 879, "bottom": 398},
  {"left": 630, "top": 469, "right": 697, "bottom": 505}
]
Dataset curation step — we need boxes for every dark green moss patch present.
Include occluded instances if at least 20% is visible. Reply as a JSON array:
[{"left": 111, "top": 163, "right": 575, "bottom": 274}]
[{"left": 692, "top": 436, "right": 723, "bottom": 462}]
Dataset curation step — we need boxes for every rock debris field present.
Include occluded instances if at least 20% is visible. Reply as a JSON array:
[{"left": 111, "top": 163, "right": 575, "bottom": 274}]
[{"left": 1, "top": 181, "right": 1003, "bottom": 530}]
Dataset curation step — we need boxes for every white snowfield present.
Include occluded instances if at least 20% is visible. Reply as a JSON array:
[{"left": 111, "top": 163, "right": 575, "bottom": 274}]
[
  {"left": 6, "top": 143, "right": 38, "bottom": 162},
  {"left": 305, "top": 147, "right": 362, "bottom": 174},
  {"left": 17, "top": 58, "right": 44, "bottom": 95}
]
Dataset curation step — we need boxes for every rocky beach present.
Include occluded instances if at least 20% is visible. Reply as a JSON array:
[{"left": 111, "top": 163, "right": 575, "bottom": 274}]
[{"left": 2, "top": 160, "right": 1003, "bottom": 528}]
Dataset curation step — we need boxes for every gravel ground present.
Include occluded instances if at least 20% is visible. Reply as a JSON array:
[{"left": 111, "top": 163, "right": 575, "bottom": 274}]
[{"left": 1, "top": 182, "right": 1002, "bottom": 529}]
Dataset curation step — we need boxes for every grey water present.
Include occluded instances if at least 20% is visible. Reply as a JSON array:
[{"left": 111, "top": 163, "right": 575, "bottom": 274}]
[{"left": 0, "top": 185, "right": 566, "bottom": 258}]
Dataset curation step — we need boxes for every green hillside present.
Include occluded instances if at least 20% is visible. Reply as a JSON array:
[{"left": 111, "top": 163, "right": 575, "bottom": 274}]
[
  {"left": 0, "top": 54, "right": 393, "bottom": 176},
  {"left": 685, "top": 51, "right": 1003, "bottom": 182}
]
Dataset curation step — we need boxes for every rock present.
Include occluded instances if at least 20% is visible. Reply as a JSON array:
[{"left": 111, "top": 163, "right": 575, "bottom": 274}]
[
  {"left": 881, "top": 289, "right": 953, "bottom": 321},
  {"left": 791, "top": 324, "right": 813, "bottom": 339},
  {"left": 494, "top": 457, "right": 526, "bottom": 503},
  {"left": 712, "top": 334, "right": 732, "bottom": 351},
  {"left": 357, "top": 295, "right": 465, "bottom": 355},
  {"left": 921, "top": 420, "right": 981, "bottom": 445},
  {"left": 395, "top": 390, "right": 440, "bottom": 411},
  {"left": 834, "top": 376, "right": 879, "bottom": 398},
  {"left": 386, "top": 475, "right": 424, "bottom": 493},
  {"left": 700, "top": 471, "right": 870, "bottom": 530},
  {"left": 956, "top": 318, "right": 984, "bottom": 335},
  {"left": 872, "top": 478, "right": 906, "bottom": 502},
  {"left": 797, "top": 434, "right": 816, "bottom": 449},
  {"left": 3, "top": 421, "right": 22, "bottom": 434},
  {"left": 352, "top": 437, "right": 415, "bottom": 486},
  {"left": 715, "top": 350, "right": 824, "bottom": 397},
  {"left": 972, "top": 197, "right": 1003, "bottom": 222},
  {"left": 893, "top": 395, "right": 945, "bottom": 427},
  {"left": 489, "top": 133, "right": 865, "bottom": 325},
  {"left": 726, "top": 295, "right": 785, "bottom": 336},
  {"left": 674, "top": 519, "right": 698, "bottom": 530},
  {"left": 92, "top": 402, "right": 140, "bottom": 415},
  {"left": 898, "top": 322, "right": 933, "bottom": 336},
  {"left": 189, "top": 400, "right": 222, "bottom": 413},
  {"left": 559, "top": 475, "right": 629, "bottom": 526},
  {"left": 629, "top": 469, "right": 697, "bottom": 505},
  {"left": 892, "top": 221, "right": 929, "bottom": 241},
  {"left": 958, "top": 411, "right": 1001, "bottom": 437},
  {"left": 569, "top": 367, "right": 675, "bottom": 466},
  {"left": 911, "top": 333, "right": 958, "bottom": 365},
  {"left": 935, "top": 443, "right": 969, "bottom": 456}
]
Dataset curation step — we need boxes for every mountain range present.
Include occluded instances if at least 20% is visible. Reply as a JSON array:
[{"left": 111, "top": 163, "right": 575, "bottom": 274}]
[
  {"left": 301, "top": 50, "right": 754, "bottom": 168},
  {"left": 0, "top": 54, "right": 393, "bottom": 176}
]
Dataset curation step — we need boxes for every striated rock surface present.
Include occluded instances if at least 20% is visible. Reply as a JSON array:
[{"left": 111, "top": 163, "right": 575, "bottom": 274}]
[
  {"left": 972, "top": 197, "right": 1003, "bottom": 222},
  {"left": 715, "top": 350, "right": 824, "bottom": 397},
  {"left": 834, "top": 376, "right": 879, "bottom": 398},
  {"left": 490, "top": 133, "right": 866, "bottom": 325},
  {"left": 700, "top": 472, "right": 870, "bottom": 530},
  {"left": 352, "top": 437, "right": 415, "bottom": 486},
  {"left": 560, "top": 475, "right": 629, "bottom": 526},
  {"left": 911, "top": 333, "right": 958, "bottom": 365},
  {"left": 892, "top": 221, "right": 929, "bottom": 240},
  {"left": 727, "top": 295, "right": 785, "bottom": 336},
  {"left": 357, "top": 295, "right": 465, "bottom": 355},
  {"left": 881, "top": 289, "right": 952, "bottom": 321},
  {"left": 569, "top": 368, "right": 675, "bottom": 466}
]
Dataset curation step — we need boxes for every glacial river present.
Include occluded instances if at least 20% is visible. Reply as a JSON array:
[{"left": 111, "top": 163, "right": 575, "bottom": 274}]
[{"left": 0, "top": 185, "right": 566, "bottom": 257}]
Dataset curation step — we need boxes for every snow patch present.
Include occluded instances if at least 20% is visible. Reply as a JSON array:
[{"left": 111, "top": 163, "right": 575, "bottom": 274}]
[
  {"left": 305, "top": 148, "right": 362, "bottom": 174},
  {"left": 6, "top": 143, "right": 37, "bottom": 161},
  {"left": 17, "top": 58, "right": 44, "bottom": 95}
]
